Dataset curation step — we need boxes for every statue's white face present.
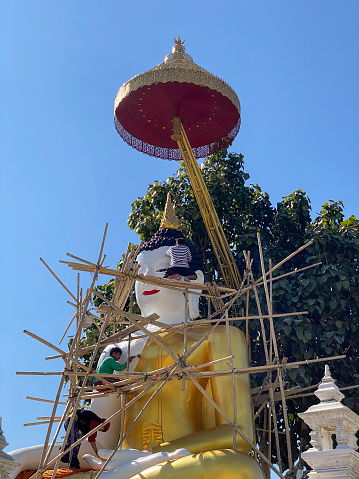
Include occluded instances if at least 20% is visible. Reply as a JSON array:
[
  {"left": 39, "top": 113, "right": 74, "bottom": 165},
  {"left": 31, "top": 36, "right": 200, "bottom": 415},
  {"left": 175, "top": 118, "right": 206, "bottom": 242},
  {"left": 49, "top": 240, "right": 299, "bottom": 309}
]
[
  {"left": 135, "top": 246, "right": 184, "bottom": 318},
  {"left": 135, "top": 246, "right": 204, "bottom": 321}
]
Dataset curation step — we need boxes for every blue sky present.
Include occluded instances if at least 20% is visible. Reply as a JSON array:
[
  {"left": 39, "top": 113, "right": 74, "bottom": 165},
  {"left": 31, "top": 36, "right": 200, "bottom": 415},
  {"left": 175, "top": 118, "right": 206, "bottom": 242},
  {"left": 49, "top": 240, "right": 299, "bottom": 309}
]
[{"left": 1, "top": 0, "right": 358, "bottom": 458}]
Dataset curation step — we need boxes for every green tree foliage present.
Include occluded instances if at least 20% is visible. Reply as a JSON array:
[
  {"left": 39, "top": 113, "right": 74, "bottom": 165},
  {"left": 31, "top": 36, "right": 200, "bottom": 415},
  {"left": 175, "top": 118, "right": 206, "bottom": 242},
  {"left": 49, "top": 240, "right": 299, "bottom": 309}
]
[{"left": 127, "top": 150, "right": 359, "bottom": 472}]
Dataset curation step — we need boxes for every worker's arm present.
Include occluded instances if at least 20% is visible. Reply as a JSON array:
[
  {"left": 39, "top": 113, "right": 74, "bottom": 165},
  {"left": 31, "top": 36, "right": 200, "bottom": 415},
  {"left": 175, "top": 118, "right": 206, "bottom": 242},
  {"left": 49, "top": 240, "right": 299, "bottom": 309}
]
[
  {"left": 129, "top": 354, "right": 141, "bottom": 363},
  {"left": 89, "top": 440, "right": 99, "bottom": 458},
  {"left": 109, "top": 357, "right": 127, "bottom": 371},
  {"left": 88, "top": 420, "right": 102, "bottom": 458}
]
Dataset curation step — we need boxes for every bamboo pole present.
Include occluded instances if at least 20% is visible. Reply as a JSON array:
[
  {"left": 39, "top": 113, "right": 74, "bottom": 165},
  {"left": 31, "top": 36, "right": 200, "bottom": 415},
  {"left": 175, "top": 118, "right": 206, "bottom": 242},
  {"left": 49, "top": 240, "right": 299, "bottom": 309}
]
[
  {"left": 66, "top": 252, "right": 97, "bottom": 266},
  {"left": 267, "top": 380, "right": 282, "bottom": 473},
  {"left": 257, "top": 233, "right": 293, "bottom": 471},
  {"left": 268, "top": 402, "right": 272, "bottom": 474},
  {"left": 185, "top": 371, "right": 285, "bottom": 479},
  {"left": 245, "top": 251, "right": 251, "bottom": 361},
  {"left": 254, "top": 240, "right": 313, "bottom": 285},
  {"left": 225, "top": 309, "right": 237, "bottom": 449},
  {"left": 182, "top": 356, "right": 234, "bottom": 371},
  {"left": 40, "top": 258, "right": 77, "bottom": 302},
  {"left": 61, "top": 260, "right": 236, "bottom": 294},
  {"left": 189, "top": 354, "right": 346, "bottom": 378},
  {"left": 24, "top": 421, "right": 61, "bottom": 427},
  {"left": 17, "top": 354, "right": 345, "bottom": 379},
  {"left": 191, "top": 310, "right": 309, "bottom": 326},
  {"left": 26, "top": 396, "right": 68, "bottom": 406},
  {"left": 243, "top": 252, "right": 270, "bottom": 364},
  {"left": 256, "top": 262, "right": 322, "bottom": 287},
  {"left": 35, "top": 375, "right": 67, "bottom": 478},
  {"left": 58, "top": 312, "right": 77, "bottom": 345},
  {"left": 23, "top": 330, "right": 92, "bottom": 374},
  {"left": 182, "top": 289, "right": 189, "bottom": 391}
]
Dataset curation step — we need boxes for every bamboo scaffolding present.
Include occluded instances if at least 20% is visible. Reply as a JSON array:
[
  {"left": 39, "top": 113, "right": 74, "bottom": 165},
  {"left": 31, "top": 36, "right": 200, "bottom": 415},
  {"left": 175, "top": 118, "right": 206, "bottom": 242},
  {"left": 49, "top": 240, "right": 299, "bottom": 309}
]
[
  {"left": 35, "top": 375, "right": 67, "bottom": 478},
  {"left": 92, "top": 363, "right": 183, "bottom": 479},
  {"left": 38, "top": 226, "right": 112, "bottom": 479},
  {"left": 185, "top": 370, "right": 285, "bottom": 479},
  {"left": 257, "top": 233, "right": 293, "bottom": 471},
  {"left": 32, "top": 373, "right": 170, "bottom": 475},
  {"left": 49, "top": 243, "right": 139, "bottom": 477},
  {"left": 23, "top": 228, "right": 349, "bottom": 479},
  {"left": 107, "top": 244, "right": 140, "bottom": 334},
  {"left": 37, "top": 417, "right": 62, "bottom": 421},
  {"left": 243, "top": 249, "right": 283, "bottom": 471},
  {"left": 206, "top": 281, "right": 225, "bottom": 312},
  {"left": 23, "top": 330, "right": 92, "bottom": 374},
  {"left": 92, "top": 290, "right": 180, "bottom": 364},
  {"left": 62, "top": 245, "right": 320, "bottom": 305}
]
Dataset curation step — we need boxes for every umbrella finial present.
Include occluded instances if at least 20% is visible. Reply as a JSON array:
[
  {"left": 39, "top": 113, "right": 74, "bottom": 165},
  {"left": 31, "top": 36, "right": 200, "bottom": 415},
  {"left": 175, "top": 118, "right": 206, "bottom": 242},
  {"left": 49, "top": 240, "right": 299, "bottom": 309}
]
[
  {"left": 174, "top": 36, "right": 184, "bottom": 47},
  {"left": 165, "top": 37, "right": 191, "bottom": 63}
]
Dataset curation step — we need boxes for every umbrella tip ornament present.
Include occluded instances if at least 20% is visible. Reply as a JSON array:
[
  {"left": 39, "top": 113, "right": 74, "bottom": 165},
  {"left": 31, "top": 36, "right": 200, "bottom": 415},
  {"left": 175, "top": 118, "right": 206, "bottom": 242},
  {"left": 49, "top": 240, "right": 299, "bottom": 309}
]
[{"left": 164, "top": 36, "right": 193, "bottom": 65}]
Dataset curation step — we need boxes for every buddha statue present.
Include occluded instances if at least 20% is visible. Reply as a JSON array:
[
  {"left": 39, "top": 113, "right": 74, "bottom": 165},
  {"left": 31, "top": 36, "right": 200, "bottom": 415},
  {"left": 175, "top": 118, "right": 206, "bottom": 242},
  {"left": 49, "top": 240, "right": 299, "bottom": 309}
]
[
  {"left": 90, "top": 197, "right": 263, "bottom": 478},
  {"left": 9, "top": 199, "right": 263, "bottom": 479}
]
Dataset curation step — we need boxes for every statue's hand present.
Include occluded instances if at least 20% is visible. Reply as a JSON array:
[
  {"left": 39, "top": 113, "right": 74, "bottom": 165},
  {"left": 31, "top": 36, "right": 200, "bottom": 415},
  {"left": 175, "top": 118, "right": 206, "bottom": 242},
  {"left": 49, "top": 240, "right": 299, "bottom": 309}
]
[{"left": 83, "top": 448, "right": 191, "bottom": 478}]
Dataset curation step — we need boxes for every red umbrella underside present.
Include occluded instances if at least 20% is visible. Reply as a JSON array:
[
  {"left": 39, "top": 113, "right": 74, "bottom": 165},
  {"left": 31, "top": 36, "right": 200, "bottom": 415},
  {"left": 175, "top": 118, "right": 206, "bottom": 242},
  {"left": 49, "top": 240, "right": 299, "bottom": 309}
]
[{"left": 114, "top": 81, "right": 241, "bottom": 160}]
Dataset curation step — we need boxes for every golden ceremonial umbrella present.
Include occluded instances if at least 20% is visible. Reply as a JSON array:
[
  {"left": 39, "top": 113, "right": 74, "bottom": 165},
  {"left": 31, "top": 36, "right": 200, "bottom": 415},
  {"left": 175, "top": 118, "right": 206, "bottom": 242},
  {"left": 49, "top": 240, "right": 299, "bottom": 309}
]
[{"left": 114, "top": 38, "right": 242, "bottom": 288}]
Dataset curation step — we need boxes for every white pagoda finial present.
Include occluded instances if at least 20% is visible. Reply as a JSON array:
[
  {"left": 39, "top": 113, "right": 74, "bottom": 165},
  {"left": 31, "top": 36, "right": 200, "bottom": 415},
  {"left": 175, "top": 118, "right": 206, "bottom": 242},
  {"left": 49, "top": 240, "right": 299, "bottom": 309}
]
[{"left": 314, "top": 364, "right": 344, "bottom": 403}]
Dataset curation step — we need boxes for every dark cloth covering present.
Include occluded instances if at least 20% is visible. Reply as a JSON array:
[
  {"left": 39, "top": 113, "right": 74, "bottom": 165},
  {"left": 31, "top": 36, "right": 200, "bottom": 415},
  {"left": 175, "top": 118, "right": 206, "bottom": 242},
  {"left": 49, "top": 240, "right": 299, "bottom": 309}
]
[{"left": 139, "top": 228, "right": 203, "bottom": 272}]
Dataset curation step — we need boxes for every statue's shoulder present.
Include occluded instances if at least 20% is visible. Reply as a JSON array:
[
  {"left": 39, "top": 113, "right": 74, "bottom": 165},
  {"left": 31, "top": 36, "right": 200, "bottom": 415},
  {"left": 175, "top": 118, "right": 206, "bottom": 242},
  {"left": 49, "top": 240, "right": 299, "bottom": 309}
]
[{"left": 191, "top": 324, "right": 246, "bottom": 343}]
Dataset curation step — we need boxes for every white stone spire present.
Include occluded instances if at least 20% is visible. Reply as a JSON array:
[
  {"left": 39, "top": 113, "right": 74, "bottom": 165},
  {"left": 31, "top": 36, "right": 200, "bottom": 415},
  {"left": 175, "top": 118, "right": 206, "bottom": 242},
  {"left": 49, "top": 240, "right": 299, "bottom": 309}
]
[
  {"left": 299, "top": 366, "right": 359, "bottom": 478},
  {"left": 0, "top": 418, "right": 21, "bottom": 479}
]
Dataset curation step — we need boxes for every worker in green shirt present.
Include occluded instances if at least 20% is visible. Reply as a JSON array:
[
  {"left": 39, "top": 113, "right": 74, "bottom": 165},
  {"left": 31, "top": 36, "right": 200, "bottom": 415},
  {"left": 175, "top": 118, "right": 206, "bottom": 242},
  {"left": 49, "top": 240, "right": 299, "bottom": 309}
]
[{"left": 93, "top": 346, "right": 138, "bottom": 387}]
